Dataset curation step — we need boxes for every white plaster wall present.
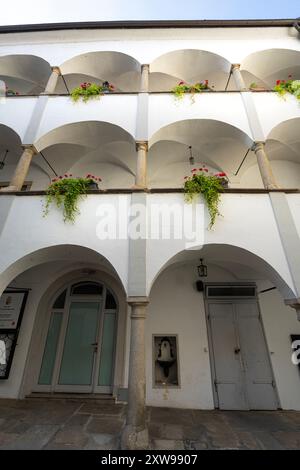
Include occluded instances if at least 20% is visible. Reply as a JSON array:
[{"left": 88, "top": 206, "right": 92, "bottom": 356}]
[
  {"left": 286, "top": 194, "right": 300, "bottom": 239},
  {"left": 146, "top": 193, "right": 296, "bottom": 296},
  {"left": 146, "top": 263, "right": 214, "bottom": 409},
  {"left": 259, "top": 289, "right": 300, "bottom": 410},
  {"left": 148, "top": 93, "right": 252, "bottom": 139},
  {"left": 0, "top": 97, "right": 37, "bottom": 141},
  {"left": 0, "top": 27, "right": 298, "bottom": 66},
  {"left": 240, "top": 161, "right": 300, "bottom": 189},
  {"left": 0, "top": 164, "right": 50, "bottom": 190},
  {"left": 252, "top": 93, "right": 300, "bottom": 139},
  {"left": 0, "top": 194, "right": 130, "bottom": 293},
  {"left": 35, "top": 95, "right": 138, "bottom": 141}
]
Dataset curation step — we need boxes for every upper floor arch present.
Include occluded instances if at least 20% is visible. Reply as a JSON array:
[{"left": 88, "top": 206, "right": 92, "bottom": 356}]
[
  {"left": 0, "top": 54, "right": 51, "bottom": 95},
  {"left": 57, "top": 51, "right": 142, "bottom": 93},
  {"left": 148, "top": 118, "right": 253, "bottom": 187},
  {"left": 149, "top": 49, "right": 232, "bottom": 92},
  {"left": 237, "top": 48, "right": 300, "bottom": 90}
]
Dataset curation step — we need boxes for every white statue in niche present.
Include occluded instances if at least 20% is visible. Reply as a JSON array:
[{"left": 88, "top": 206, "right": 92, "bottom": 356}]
[
  {"left": 157, "top": 337, "right": 176, "bottom": 379},
  {"left": 0, "top": 340, "right": 6, "bottom": 365}
]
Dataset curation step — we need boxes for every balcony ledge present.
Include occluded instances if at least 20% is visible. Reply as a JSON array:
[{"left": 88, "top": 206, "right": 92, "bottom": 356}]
[{"left": 0, "top": 188, "right": 299, "bottom": 196}]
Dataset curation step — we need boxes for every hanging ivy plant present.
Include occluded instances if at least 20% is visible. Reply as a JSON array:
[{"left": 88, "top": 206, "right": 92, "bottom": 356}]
[
  {"left": 183, "top": 168, "right": 228, "bottom": 229},
  {"left": 172, "top": 80, "right": 210, "bottom": 103},
  {"left": 273, "top": 77, "right": 300, "bottom": 100},
  {"left": 44, "top": 174, "right": 102, "bottom": 223},
  {"left": 71, "top": 81, "right": 115, "bottom": 102}
]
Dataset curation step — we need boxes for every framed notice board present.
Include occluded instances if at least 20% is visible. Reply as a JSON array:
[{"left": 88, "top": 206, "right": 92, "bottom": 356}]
[{"left": 0, "top": 290, "right": 28, "bottom": 379}]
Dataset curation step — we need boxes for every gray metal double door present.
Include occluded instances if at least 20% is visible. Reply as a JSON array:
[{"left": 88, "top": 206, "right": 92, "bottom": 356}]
[{"left": 208, "top": 300, "right": 278, "bottom": 410}]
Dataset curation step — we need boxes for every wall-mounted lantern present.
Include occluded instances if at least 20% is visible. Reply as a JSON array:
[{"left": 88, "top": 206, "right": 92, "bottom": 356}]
[{"left": 197, "top": 258, "right": 208, "bottom": 278}]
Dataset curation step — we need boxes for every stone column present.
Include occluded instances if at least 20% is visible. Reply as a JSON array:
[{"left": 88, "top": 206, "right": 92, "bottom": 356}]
[
  {"left": 140, "top": 64, "right": 150, "bottom": 93},
  {"left": 121, "top": 297, "right": 149, "bottom": 450},
  {"left": 231, "top": 64, "right": 248, "bottom": 91},
  {"left": 43, "top": 66, "right": 61, "bottom": 94},
  {"left": 285, "top": 299, "right": 300, "bottom": 321},
  {"left": 1, "top": 145, "right": 37, "bottom": 192},
  {"left": 252, "top": 142, "right": 278, "bottom": 190},
  {"left": 134, "top": 141, "right": 148, "bottom": 189}
]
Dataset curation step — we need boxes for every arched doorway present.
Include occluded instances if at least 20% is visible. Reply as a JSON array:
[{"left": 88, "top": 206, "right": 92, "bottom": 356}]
[{"left": 36, "top": 280, "right": 118, "bottom": 394}]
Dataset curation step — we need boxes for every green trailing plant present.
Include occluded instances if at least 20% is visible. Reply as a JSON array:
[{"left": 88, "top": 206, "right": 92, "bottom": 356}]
[
  {"left": 273, "top": 77, "right": 300, "bottom": 100},
  {"left": 44, "top": 174, "right": 102, "bottom": 223},
  {"left": 71, "top": 81, "right": 115, "bottom": 102},
  {"left": 183, "top": 167, "right": 228, "bottom": 229},
  {"left": 172, "top": 80, "right": 210, "bottom": 102}
]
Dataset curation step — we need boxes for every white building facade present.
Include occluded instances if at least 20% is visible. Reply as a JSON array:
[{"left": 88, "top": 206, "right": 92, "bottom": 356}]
[{"left": 0, "top": 19, "right": 300, "bottom": 448}]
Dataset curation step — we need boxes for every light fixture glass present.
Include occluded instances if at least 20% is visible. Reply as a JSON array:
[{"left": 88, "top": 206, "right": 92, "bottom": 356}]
[
  {"left": 197, "top": 258, "right": 207, "bottom": 277},
  {"left": 188, "top": 145, "right": 195, "bottom": 166}
]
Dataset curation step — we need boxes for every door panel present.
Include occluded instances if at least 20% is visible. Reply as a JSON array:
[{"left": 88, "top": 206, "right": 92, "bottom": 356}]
[
  {"left": 208, "top": 299, "right": 278, "bottom": 410},
  {"left": 38, "top": 312, "right": 62, "bottom": 385},
  {"left": 58, "top": 302, "right": 100, "bottom": 387},
  {"left": 236, "top": 302, "right": 277, "bottom": 410},
  {"left": 209, "top": 303, "right": 248, "bottom": 410}
]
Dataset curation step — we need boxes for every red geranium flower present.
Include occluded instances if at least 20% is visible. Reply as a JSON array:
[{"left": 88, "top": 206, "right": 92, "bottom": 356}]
[{"left": 276, "top": 80, "right": 281, "bottom": 85}]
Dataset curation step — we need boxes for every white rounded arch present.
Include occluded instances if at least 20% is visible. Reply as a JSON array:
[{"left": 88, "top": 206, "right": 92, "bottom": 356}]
[
  {"left": 0, "top": 54, "right": 51, "bottom": 94},
  {"left": 240, "top": 48, "right": 300, "bottom": 88},
  {"left": 150, "top": 49, "right": 232, "bottom": 91},
  {"left": 57, "top": 51, "right": 141, "bottom": 93},
  {"left": 0, "top": 244, "right": 128, "bottom": 297},
  {"left": 148, "top": 243, "right": 295, "bottom": 300},
  {"left": 33, "top": 121, "right": 136, "bottom": 187},
  {"left": 148, "top": 119, "right": 253, "bottom": 185}
]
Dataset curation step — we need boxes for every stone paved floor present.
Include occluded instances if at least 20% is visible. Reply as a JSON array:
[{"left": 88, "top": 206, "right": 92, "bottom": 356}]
[{"left": 0, "top": 398, "right": 299, "bottom": 450}]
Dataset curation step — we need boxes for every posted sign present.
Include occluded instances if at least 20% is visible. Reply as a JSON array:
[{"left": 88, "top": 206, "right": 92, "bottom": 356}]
[
  {"left": 0, "top": 290, "right": 28, "bottom": 379},
  {"left": 0, "top": 292, "right": 26, "bottom": 329}
]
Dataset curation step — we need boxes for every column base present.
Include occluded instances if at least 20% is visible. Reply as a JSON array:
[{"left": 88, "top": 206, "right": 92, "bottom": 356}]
[
  {"left": 131, "top": 184, "right": 147, "bottom": 190},
  {"left": 121, "top": 424, "right": 150, "bottom": 450}
]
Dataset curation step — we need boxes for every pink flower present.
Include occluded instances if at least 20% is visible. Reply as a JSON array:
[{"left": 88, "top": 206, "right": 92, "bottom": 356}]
[
  {"left": 203, "top": 168, "right": 208, "bottom": 172},
  {"left": 198, "top": 168, "right": 203, "bottom": 171},
  {"left": 288, "top": 75, "right": 292, "bottom": 79},
  {"left": 179, "top": 81, "right": 185, "bottom": 85},
  {"left": 191, "top": 168, "right": 197, "bottom": 173}
]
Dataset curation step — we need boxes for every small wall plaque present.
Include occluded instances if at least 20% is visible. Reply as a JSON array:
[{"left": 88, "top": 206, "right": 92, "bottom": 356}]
[{"left": 153, "top": 335, "right": 179, "bottom": 387}]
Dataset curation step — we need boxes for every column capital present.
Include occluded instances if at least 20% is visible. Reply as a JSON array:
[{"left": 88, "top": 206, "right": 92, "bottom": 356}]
[
  {"left": 51, "top": 66, "right": 61, "bottom": 75},
  {"left": 127, "top": 296, "right": 149, "bottom": 307},
  {"left": 141, "top": 64, "right": 150, "bottom": 72},
  {"left": 251, "top": 141, "right": 266, "bottom": 152},
  {"left": 284, "top": 299, "right": 300, "bottom": 320},
  {"left": 135, "top": 141, "right": 148, "bottom": 152},
  {"left": 231, "top": 63, "right": 241, "bottom": 71},
  {"left": 21, "top": 144, "right": 38, "bottom": 155}
]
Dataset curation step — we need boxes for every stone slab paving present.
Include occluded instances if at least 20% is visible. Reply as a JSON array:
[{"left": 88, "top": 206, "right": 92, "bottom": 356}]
[{"left": 0, "top": 399, "right": 299, "bottom": 450}]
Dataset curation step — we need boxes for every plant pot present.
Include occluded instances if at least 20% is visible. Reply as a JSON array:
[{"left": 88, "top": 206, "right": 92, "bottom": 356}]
[
  {"left": 219, "top": 178, "right": 229, "bottom": 189},
  {"left": 87, "top": 181, "right": 99, "bottom": 190}
]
